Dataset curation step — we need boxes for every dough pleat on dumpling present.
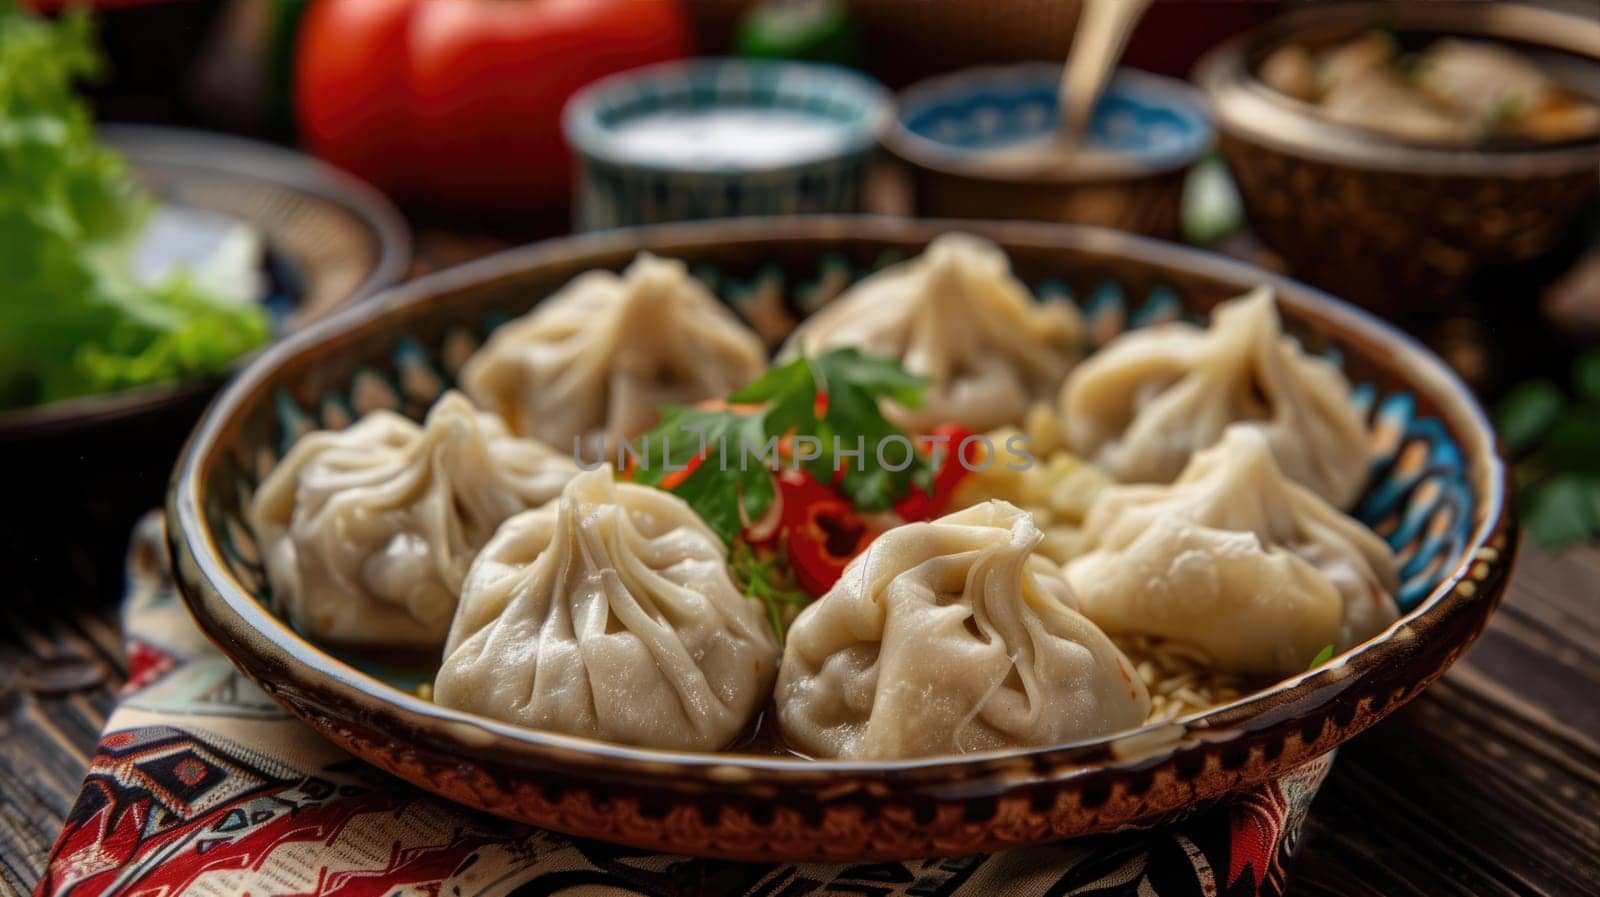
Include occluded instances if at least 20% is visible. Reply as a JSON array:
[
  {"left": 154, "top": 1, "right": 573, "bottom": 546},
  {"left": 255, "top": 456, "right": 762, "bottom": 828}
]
[
  {"left": 434, "top": 467, "right": 778, "bottom": 752},
  {"left": 775, "top": 500, "right": 1149, "bottom": 761},
  {"left": 250, "top": 391, "right": 578, "bottom": 649},
  {"left": 1059, "top": 286, "right": 1371, "bottom": 509},
  {"left": 1064, "top": 426, "right": 1400, "bottom": 676},
  {"left": 460, "top": 253, "right": 768, "bottom": 457},
  {"left": 781, "top": 233, "right": 1082, "bottom": 433}
]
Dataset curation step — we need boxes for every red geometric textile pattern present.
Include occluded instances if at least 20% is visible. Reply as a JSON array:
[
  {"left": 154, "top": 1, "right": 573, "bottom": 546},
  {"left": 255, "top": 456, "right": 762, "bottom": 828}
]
[
  {"left": 1228, "top": 778, "right": 1292, "bottom": 891},
  {"left": 120, "top": 640, "right": 176, "bottom": 696},
  {"left": 37, "top": 515, "right": 1335, "bottom": 897}
]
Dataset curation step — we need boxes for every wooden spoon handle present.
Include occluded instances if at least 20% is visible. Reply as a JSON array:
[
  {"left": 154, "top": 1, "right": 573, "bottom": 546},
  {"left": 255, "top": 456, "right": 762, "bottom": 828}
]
[{"left": 1059, "top": 0, "right": 1153, "bottom": 146}]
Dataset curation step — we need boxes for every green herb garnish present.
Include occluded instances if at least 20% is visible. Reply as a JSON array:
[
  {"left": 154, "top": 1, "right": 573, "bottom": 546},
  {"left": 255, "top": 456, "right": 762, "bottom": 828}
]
[
  {"left": 1308, "top": 644, "right": 1336, "bottom": 670},
  {"left": 731, "top": 538, "right": 810, "bottom": 645},
  {"left": 1479, "top": 93, "right": 1528, "bottom": 139},
  {"left": 0, "top": 2, "right": 270, "bottom": 409},
  {"left": 630, "top": 347, "right": 935, "bottom": 545}
]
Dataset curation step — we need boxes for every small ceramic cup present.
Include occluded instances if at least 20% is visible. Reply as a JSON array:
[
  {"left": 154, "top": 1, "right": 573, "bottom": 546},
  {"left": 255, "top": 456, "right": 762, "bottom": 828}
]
[
  {"left": 883, "top": 64, "right": 1213, "bottom": 239},
  {"left": 563, "top": 58, "right": 889, "bottom": 231}
]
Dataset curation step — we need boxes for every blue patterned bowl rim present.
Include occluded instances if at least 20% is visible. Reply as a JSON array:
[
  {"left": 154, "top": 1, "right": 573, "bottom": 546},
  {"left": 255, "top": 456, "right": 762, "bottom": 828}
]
[
  {"left": 887, "top": 64, "right": 1213, "bottom": 182},
  {"left": 562, "top": 57, "right": 890, "bottom": 176},
  {"left": 169, "top": 217, "right": 1512, "bottom": 777}
]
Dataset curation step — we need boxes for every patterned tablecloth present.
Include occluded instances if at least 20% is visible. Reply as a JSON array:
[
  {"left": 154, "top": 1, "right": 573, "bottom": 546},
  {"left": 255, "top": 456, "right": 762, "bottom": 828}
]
[{"left": 36, "top": 515, "right": 1334, "bottom": 897}]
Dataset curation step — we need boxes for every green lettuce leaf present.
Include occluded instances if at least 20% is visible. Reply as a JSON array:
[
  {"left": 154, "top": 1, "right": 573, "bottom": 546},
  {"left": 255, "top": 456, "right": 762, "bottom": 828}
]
[{"left": 0, "top": 2, "right": 269, "bottom": 409}]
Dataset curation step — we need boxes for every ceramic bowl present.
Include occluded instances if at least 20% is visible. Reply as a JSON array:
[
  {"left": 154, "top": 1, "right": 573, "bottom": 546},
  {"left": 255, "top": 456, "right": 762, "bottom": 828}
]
[
  {"left": 882, "top": 65, "right": 1213, "bottom": 238},
  {"left": 1195, "top": 2, "right": 1600, "bottom": 314},
  {"left": 2, "top": 126, "right": 408, "bottom": 607},
  {"left": 563, "top": 58, "right": 889, "bottom": 231},
  {"left": 168, "top": 216, "right": 1514, "bottom": 863},
  {"left": 0, "top": 125, "right": 410, "bottom": 442}
]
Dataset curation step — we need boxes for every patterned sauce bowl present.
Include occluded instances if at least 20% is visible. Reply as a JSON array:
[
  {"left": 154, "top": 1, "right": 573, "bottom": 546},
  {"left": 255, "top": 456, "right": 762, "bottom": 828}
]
[
  {"left": 563, "top": 59, "right": 889, "bottom": 231},
  {"left": 168, "top": 217, "right": 1514, "bottom": 862},
  {"left": 883, "top": 65, "right": 1213, "bottom": 238}
]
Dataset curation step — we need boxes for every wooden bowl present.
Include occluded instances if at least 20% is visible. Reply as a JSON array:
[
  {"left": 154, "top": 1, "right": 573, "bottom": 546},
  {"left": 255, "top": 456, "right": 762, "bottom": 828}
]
[
  {"left": 167, "top": 216, "right": 1514, "bottom": 862},
  {"left": 1194, "top": 2, "right": 1600, "bottom": 314}
]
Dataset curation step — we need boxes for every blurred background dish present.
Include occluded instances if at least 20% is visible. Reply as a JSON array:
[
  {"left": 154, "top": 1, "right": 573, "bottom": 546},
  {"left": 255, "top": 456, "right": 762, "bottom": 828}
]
[
  {"left": 883, "top": 63, "right": 1212, "bottom": 238},
  {"left": 1196, "top": 1, "right": 1600, "bottom": 315},
  {"left": 563, "top": 58, "right": 889, "bottom": 231},
  {"left": 0, "top": 125, "right": 408, "bottom": 439},
  {"left": 1254, "top": 28, "right": 1599, "bottom": 146},
  {"left": 2, "top": 124, "right": 407, "bottom": 605}
]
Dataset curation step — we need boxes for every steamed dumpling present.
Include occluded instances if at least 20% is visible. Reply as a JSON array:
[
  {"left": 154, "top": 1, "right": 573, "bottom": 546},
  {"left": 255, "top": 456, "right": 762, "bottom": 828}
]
[
  {"left": 1260, "top": 30, "right": 1600, "bottom": 146},
  {"left": 1059, "top": 286, "right": 1370, "bottom": 509},
  {"left": 1064, "top": 427, "right": 1400, "bottom": 676},
  {"left": 782, "top": 233, "right": 1081, "bottom": 433},
  {"left": 1417, "top": 40, "right": 1552, "bottom": 121},
  {"left": 461, "top": 253, "right": 768, "bottom": 457},
  {"left": 434, "top": 467, "right": 778, "bottom": 751},
  {"left": 1315, "top": 30, "right": 1394, "bottom": 90},
  {"left": 1414, "top": 39, "right": 1600, "bottom": 143},
  {"left": 251, "top": 391, "right": 578, "bottom": 649},
  {"left": 1320, "top": 70, "right": 1473, "bottom": 145},
  {"left": 776, "top": 500, "right": 1149, "bottom": 760}
]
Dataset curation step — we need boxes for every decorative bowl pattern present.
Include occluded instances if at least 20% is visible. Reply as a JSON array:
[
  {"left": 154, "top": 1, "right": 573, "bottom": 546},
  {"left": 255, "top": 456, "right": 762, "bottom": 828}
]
[
  {"left": 1194, "top": 2, "right": 1600, "bottom": 313},
  {"left": 169, "top": 217, "right": 1514, "bottom": 862},
  {"left": 563, "top": 59, "right": 889, "bottom": 232},
  {"left": 883, "top": 65, "right": 1213, "bottom": 238}
]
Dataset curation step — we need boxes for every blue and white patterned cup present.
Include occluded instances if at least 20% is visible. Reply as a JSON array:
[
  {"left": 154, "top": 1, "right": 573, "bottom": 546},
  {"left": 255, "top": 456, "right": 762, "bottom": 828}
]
[{"left": 563, "top": 58, "right": 889, "bottom": 232}]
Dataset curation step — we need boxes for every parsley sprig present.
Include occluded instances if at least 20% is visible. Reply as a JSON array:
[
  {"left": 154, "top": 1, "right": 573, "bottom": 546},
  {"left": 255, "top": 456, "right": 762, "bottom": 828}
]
[
  {"left": 730, "top": 540, "right": 810, "bottom": 644},
  {"left": 630, "top": 348, "right": 935, "bottom": 545},
  {"left": 1308, "top": 644, "right": 1336, "bottom": 670}
]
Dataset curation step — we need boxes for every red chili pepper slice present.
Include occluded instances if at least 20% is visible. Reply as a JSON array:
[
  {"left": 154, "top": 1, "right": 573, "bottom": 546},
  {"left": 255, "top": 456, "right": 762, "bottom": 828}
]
[
  {"left": 740, "top": 425, "right": 982, "bottom": 598},
  {"left": 788, "top": 498, "right": 872, "bottom": 597},
  {"left": 893, "top": 423, "right": 980, "bottom": 521},
  {"left": 775, "top": 469, "right": 836, "bottom": 524},
  {"left": 656, "top": 450, "right": 705, "bottom": 491}
]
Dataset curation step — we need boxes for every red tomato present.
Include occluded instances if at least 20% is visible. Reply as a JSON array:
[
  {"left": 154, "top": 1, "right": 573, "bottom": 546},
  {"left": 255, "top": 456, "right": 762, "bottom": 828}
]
[{"left": 294, "top": 0, "right": 691, "bottom": 211}]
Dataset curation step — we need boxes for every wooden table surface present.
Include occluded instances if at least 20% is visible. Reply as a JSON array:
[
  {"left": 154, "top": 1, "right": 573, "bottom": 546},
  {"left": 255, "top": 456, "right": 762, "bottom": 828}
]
[{"left": 3, "top": 227, "right": 1598, "bottom": 897}]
